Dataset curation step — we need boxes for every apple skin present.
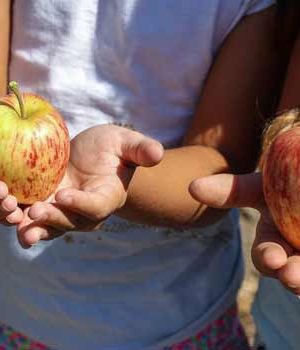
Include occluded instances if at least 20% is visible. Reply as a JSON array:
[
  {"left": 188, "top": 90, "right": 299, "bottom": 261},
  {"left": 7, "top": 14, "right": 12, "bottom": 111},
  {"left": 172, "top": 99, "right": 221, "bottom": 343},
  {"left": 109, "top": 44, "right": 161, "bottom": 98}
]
[
  {"left": 0, "top": 90, "right": 70, "bottom": 204},
  {"left": 263, "top": 126, "right": 300, "bottom": 250}
]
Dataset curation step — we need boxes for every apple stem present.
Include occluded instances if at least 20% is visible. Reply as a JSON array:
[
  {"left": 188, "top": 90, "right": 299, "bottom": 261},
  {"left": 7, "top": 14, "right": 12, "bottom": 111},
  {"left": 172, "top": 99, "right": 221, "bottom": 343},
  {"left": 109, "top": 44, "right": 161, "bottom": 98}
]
[{"left": 8, "top": 81, "right": 26, "bottom": 119}]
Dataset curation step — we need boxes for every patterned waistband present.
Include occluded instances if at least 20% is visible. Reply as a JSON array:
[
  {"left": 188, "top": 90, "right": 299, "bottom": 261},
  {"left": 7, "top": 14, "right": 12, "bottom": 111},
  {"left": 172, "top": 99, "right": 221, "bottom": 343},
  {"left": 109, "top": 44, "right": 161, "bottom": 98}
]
[{"left": 0, "top": 305, "right": 249, "bottom": 350}]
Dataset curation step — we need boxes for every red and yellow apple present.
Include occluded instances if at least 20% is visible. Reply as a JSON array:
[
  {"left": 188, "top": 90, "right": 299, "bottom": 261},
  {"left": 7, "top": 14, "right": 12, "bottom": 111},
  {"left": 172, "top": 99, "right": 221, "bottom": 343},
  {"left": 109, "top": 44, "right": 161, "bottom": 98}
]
[
  {"left": 263, "top": 126, "right": 300, "bottom": 250},
  {"left": 0, "top": 81, "right": 70, "bottom": 204}
]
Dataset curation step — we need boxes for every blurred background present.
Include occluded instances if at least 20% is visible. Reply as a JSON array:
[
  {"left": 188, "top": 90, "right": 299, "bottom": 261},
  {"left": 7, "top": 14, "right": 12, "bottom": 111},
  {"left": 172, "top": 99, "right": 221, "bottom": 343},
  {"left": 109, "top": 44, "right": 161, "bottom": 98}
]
[{"left": 238, "top": 208, "right": 260, "bottom": 346}]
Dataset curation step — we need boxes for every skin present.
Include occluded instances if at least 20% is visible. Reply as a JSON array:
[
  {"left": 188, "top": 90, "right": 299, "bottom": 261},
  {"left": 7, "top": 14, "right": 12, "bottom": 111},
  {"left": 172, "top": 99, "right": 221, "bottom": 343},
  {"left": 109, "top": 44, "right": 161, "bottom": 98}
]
[
  {"left": 0, "top": 0, "right": 23, "bottom": 223},
  {"left": 17, "top": 125, "right": 164, "bottom": 247},
  {"left": 0, "top": 0, "right": 10, "bottom": 96},
  {"left": 0, "top": 6, "right": 291, "bottom": 248},
  {"left": 0, "top": 0, "right": 164, "bottom": 245},
  {"left": 14, "top": 6, "right": 289, "bottom": 245},
  {"left": 189, "top": 30, "right": 300, "bottom": 295}
]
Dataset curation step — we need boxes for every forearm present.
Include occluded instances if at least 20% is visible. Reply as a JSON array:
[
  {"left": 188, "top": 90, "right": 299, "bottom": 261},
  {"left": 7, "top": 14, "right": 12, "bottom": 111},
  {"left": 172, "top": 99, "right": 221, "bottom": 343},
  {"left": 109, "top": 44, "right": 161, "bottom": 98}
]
[
  {"left": 117, "top": 145, "right": 230, "bottom": 227},
  {"left": 277, "top": 32, "right": 300, "bottom": 110},
  {"left": 0, "top": 0, "right": 11, "bottom": 96},
  {"left": 116, "top": 8, "right": 285, "bottom": 228}
]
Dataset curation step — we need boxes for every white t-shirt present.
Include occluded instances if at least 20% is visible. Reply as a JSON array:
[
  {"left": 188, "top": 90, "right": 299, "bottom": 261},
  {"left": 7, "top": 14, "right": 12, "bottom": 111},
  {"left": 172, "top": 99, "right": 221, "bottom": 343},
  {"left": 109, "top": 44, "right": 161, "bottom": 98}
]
[{"left": 0, "top": 1, "right": 274, "bottom": 349}]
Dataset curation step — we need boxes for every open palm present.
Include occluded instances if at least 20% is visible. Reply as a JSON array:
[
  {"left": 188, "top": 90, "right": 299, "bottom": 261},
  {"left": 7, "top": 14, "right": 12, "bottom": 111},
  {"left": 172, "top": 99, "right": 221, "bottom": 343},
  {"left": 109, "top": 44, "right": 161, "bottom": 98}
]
[
  {"left": 189, "top": 172, "right": 300, "bottom": 295},
  {"left": 17, "top": 124, "right": 163, "bottom": 247}
]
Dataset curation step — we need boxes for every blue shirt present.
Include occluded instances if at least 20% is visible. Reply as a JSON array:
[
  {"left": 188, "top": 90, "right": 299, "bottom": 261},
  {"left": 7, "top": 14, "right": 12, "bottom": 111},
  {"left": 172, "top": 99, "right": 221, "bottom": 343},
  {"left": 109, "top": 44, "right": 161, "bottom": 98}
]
[{"left": 252, "top": 277, "right": 300, "bottom": 350}]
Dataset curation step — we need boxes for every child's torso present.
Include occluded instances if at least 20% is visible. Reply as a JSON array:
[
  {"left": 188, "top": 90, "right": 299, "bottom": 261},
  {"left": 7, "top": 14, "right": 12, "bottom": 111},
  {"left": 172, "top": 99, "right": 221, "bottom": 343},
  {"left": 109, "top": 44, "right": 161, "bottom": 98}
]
[{"left": 0, "top": 0, "right": 272, "bottom": 348}]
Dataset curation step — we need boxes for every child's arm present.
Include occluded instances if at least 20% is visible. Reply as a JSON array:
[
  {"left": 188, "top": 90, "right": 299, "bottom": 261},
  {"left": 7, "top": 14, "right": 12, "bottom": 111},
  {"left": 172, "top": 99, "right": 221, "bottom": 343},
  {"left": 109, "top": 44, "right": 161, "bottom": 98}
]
[
  {"left": 0, "top": 0, "right": 11, "bottom": 95},
  {"left": 15, "top": 7, "right": 293, "bottom": 244},
  {"left": 189, "top": 30, "right": 300, "bottom": 294},
  {"left": 117, "top": 7, "right": 286, "bottom": 227}
]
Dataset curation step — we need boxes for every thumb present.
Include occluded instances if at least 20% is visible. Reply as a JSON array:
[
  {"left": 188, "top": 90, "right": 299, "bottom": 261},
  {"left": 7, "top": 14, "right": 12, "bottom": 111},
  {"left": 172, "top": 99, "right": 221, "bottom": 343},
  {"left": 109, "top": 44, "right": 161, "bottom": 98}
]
[
  {"left": 189, "top": 172, "right": 264, "bottom": 210},
  {"left": 118, "top": 128, "right": 164, "bottom": 167}
]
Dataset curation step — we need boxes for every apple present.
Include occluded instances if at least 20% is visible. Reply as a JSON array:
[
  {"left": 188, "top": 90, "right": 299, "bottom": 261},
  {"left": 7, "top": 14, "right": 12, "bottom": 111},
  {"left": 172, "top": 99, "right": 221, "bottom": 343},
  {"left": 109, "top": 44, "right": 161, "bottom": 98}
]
[
  {"left": 262, "top": 125, "right": 300, "bottom": 250},
  {"left": 0, "top": 81, "right": 70, "bottom": 204}
]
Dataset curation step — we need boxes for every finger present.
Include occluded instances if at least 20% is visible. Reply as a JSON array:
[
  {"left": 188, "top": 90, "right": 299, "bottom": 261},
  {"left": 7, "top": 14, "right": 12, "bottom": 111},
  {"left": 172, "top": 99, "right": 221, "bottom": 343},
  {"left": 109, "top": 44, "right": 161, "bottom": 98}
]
[
  {"left": 0, "top": 182, "right": 9, "bottom": 199},
  {"left": 252, "top": 240, "right": 289, "bottom": 277},
  {"left": 17, "top": 208, "right": 36, "bottom": 247},
  {"left": 27, "top": 201, "right": 103, "bottom": 232},
  {"left": 5, "top": 207, "right": 24, "bottom": 225},
  {"left": 0, "top": 182, "right": 18, "bottom": 218},
  {"left": 0, "top": 194, "right": 20, "bottom": 224},
  {"left": 17, "top": 207, "right": 64, "bottom": 247},
  {"left": 189, "top": 172, "right": 264, "bottom": 210},
  {"left": 0, "top": 195, "right": 18, "bottom": 213},
  {"left": 118, "top": 128, "right": 164, "bottom": 167},
  {"left": 18, "top": 222, "right": 63, "bottom": 248},
  {"left": 251, "top": 215, "right": 293, "bottom": 276},
  {"left": 0, "top": 182, "right": 20, "bottom": 223},
  {"left": 54, "top": 185, "right": 120, "bottom": 220},
  {"left": 277, "top": 256, "right": 300, "bottom": 290}
]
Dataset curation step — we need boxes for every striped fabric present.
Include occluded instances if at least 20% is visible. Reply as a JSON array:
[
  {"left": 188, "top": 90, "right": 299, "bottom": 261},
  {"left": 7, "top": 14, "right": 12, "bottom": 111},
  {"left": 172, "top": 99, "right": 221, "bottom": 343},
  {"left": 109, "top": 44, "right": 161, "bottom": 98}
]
[
  {"left": 0, "top": 305, "right": 249, "bottom": 350},
  {"left": 165, "top": 305, "right": 249, "bottom": 350}
]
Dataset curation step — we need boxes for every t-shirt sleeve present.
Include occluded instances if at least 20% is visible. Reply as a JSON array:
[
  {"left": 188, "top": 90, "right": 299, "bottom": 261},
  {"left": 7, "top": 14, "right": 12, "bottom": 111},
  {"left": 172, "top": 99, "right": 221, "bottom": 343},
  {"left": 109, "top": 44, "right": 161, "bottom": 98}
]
[
  {"left": 212, "top": 0, "right": 276, "bottom": 54},
  {"left": 245, "top": 0, "right": 276, "bottom": 16}
]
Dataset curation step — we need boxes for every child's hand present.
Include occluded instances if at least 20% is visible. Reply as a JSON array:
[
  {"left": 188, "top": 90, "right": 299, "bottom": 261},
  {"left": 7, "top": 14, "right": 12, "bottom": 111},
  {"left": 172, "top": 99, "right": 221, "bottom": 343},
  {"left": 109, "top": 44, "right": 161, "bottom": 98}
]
[
  {"left": 189, "top": 172, "right": 300, "bottom": 295},
  {"left": 16, "top": 125, "right": 164, "bottom": 247},
  {"left": 0, "top": 181, "right": 23, "bottom": 225}
]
